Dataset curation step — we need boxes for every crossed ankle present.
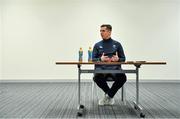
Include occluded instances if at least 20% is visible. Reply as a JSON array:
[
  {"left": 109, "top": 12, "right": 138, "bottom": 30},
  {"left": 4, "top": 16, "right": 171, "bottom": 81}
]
[{"left": 106, "top": 93, "right": 113, "bottom": 99}]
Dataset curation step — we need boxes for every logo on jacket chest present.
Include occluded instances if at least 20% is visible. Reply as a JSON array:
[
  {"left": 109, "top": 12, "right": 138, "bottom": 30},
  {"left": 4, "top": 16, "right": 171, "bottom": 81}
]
[
  {"left": 113, "top": 45, "right": 116, "bottom": 49},
  {"left": 99, "top": 46, "right": 103, "bottom": 49},
  {"left": 99, "top": 45, "right": 116, "bottom": 49}
]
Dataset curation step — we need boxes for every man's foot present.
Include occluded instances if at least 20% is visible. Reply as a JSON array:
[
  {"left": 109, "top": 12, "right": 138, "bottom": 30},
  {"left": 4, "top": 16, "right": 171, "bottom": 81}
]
[
  {"left": 98, "top": 94, "right": 115, "bottom": 105},
  {"left": 107, "top": 95, "right": 115, "bottom": 105},
  {"left": 98, "top": 94, "right": 107, "bottom": 105}
]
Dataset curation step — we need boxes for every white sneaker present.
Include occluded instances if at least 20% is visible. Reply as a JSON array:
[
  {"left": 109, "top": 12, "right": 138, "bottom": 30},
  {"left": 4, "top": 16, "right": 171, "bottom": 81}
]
[
  {"left": 98, "top": 94, "right": 108, "bottom": 105},
  {"left": 98, "top": 94, "right": 115, "bottom": 106},
  {"left": 106, "top": 95, "right": 115, "bottom": 105}
]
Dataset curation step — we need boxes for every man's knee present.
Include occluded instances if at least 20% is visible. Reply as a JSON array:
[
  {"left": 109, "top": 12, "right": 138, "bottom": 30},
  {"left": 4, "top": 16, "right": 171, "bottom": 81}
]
[
  {"left": 122, "top": 74, "right": 127, "bottom": 82},
  {"left": 93, "top": 73, "right": 104, "bottom": 82},
  {"left": 115, "top": 74, "right": 127, "bottom": 83}
]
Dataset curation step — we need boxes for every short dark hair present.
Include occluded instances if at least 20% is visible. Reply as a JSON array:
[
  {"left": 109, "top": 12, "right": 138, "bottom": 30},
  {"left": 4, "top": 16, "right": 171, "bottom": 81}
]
[{"left": 101, "top": 24, "right": 112, "bottom": 31}]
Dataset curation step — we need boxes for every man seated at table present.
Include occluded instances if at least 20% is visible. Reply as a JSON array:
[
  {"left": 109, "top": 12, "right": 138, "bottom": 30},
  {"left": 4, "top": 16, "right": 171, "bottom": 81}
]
[{"left": 92, "top": 24, "right": 127, "bottom": 105}]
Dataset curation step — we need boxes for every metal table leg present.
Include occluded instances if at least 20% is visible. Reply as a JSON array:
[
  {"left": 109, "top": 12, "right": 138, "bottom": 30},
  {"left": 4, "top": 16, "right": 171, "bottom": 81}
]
[
  {"left": 121, "top": 85, "right": 126, "bottom": 105},
  {"left": 133, "top": 64, "right": 145, "bottom": 118},
  {"left": 77, "top": 64, "right": 85, "bottom": 116}
]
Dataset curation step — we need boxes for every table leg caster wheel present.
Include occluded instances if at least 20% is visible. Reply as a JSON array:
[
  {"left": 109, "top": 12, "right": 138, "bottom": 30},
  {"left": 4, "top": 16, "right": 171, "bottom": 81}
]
[
  {"left": 77, "top": 112, "right": 83, "bottom": 117},
  {"left": 140, "top": 113, "right": 145, "bottom": 118},
  {"left": 80, "top": 105, "right": 84, "bottom": 109}
]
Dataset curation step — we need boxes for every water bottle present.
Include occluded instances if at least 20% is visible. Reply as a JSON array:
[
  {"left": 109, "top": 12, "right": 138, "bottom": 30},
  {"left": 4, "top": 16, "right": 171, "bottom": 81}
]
[
  {"left": 79, "top": 47, "right": 83, "bottom": 62},
  {"left": 88, "top": 47, "right": 92, "bottom": 62}
]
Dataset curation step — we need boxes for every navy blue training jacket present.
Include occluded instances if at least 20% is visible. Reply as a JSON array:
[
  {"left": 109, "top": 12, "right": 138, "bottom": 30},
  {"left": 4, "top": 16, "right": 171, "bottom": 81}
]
[{"left": 92, "top": 38, "right": 126, "bottom": 69}]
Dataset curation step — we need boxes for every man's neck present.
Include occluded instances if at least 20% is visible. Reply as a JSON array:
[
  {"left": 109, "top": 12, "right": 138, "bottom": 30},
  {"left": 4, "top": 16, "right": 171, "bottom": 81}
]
[{"left": 103, "top": 37, "right": 111, "bottom": 41}]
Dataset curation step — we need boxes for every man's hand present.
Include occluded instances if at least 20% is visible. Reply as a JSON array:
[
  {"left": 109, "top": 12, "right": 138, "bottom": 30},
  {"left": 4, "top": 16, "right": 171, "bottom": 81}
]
[
  {"left": 101, "top": 53, "right": 111, "bottom": 62},
  {"left": 111, "top": 52, "right": 119, "bottom": 62}
]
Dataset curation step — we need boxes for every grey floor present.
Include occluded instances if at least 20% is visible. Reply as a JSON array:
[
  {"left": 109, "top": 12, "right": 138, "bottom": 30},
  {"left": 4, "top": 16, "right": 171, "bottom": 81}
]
[{"left": 0, "top": 82, "right": 180, "bottom": 118}]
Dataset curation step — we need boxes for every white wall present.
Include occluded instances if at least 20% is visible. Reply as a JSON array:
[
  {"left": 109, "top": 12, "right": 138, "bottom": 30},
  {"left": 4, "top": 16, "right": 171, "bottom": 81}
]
[
  {"left": 1, "top": 0, "right": 180, "bottom": 80},
  {"left": 178, "top": 0, "right": 180, "bottom": 80},
  {"left": 0, "top": 0, "right": 3, "bottom": 79}
]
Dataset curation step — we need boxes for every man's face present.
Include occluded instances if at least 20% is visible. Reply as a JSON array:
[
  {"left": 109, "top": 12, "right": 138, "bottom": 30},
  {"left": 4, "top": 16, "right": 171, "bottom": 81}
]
[{"left": 100, "top": 27, "right": 111, "bottom": 40}]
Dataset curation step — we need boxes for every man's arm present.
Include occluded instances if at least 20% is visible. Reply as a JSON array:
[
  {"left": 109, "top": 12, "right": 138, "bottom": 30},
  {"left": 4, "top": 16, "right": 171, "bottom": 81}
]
[
  {"left": 117, "top": 43, "right": 126, "bottom": 62},
  {"left": 92, "top": 44, "right": 101, "bottom": 61}
]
